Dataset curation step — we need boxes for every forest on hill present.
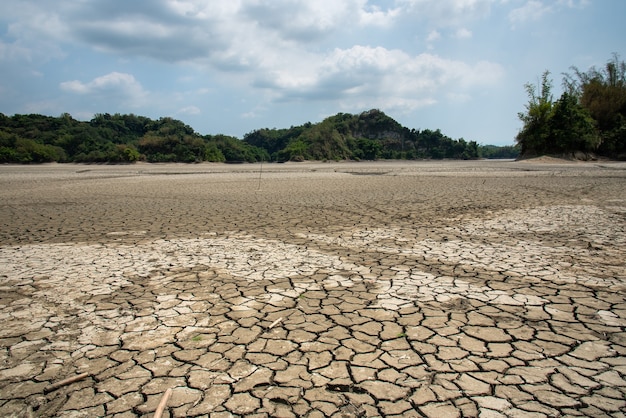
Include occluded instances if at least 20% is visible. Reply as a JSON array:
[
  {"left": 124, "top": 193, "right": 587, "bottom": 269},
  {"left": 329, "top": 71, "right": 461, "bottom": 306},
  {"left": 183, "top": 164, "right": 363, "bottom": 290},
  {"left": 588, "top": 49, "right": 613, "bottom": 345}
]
[{"left": 0, "top": 110, "right": 518, "bottom": 164}]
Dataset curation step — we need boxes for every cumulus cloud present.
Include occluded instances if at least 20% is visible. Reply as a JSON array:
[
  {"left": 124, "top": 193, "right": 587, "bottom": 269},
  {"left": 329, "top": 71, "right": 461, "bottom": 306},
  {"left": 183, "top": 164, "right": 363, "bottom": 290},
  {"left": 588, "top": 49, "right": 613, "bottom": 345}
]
[
  {"left": 242, "top": 1, "right": 350, "bottom": 42},
  {"left": 4, "top": 1, "right": 505, "bottom": 116},
  {"left": 358, "top": 3, "right": 401, "bottom": 27},
  {"left": 241, "top": 0, "right": 400, "bottom": 42},
  {"left": 256, "top": 46, "right": 503, "bottom": 114},
  {"left": 1, "top": 1, "right": 462, "bottom": 67},
  {"left": 60, "top": 72, "right": 148, "bottom": 108},
  {"left": 61, "top": 72, "right": 140, "bottom": 94}
]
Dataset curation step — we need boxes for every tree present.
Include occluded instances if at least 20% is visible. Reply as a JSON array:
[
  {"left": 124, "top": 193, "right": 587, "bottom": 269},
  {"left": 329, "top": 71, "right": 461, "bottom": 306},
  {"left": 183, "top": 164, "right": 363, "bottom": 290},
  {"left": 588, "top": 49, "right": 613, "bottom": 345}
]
[
  {"left": 203, "top": 143, "right": 225, "bottom": 162},
  {"left": 517, "top": 70, "right": 601, "bottom": 157},
  {"left": 516, "top": 71, "right": 554, "bottom": 156},
  {"left": 355, "top": 138, "right": 382, "bottom": 160},
  {"left": 479, "top": 144, "right": 520, "bottom": 159},
  {"left": 564, "top": 54, "right": 626, "bottom": 157},
  {"left": 0, "top": 109, "right": 510, "bottom": 163},
  {"left": 276, "top": 139, "right": 308, "bottom": 162},
  {"left": 548, "top": 92, "right": 599, "bottom": 153}
]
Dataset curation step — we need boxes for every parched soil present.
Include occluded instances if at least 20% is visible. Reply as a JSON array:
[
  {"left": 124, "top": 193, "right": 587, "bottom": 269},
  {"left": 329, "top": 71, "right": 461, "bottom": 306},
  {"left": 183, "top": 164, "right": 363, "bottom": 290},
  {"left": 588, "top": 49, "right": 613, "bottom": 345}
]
[{"left": 0, "top": 160, "right": 625, "bottom": 417}]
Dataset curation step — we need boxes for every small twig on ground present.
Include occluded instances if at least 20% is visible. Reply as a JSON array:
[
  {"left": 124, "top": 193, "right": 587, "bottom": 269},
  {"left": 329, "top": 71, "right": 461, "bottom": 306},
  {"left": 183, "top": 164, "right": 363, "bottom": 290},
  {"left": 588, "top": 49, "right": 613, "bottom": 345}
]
[
  {"left": 268, "top": 317, "right": 284, "bottom": 330},
  {"left": 44, "top": 372, "right": 90, "bottom": 394},
  {"left": 154, "top": 387, "right": 173, "bottom": 418}
]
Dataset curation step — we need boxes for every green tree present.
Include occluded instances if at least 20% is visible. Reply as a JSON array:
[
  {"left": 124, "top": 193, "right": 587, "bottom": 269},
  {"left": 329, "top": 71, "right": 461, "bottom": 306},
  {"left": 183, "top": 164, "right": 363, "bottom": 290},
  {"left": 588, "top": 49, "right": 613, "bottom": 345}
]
[
  {"left": 243, "top": 127, "right": 300, "bottom": 156},
  {"left": 0, "top": 110, "right": 512, "bottom": 163},
  {"left": 355, "top": 138, "right": 382, "bottom": 160},
  {"left": 564, "top": 54, "right": 626, "bottom": 157},
  {"left": 112, "top": 144, "right": 141, "bottom": 162},
  {"left": 210, "top": 134, "right": 268, "bottom": 163},
  {"left": 203, "top": 142, "right": 225, "bottom": 162},
  {"left": 276, "top": 139, "right": 308, "bottom": 162},
  {"left": 479, "top": 144, "right": 520, "bottom": 159},
  {"left": 14, "top": 138, "right": 66, "bottom": 163},
  {"left": 548, "top": 92, "right": 599, "bottom": 153},
  {"left": 516, "top": 71, "right": 554, "bottom": 156}
]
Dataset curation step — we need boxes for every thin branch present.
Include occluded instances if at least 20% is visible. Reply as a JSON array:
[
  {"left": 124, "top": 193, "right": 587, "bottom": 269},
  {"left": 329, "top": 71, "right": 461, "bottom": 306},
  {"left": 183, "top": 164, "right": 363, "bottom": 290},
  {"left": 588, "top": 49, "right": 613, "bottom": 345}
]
[
  {"left": 44, "top": 372, "right": 90, "bottom": 393},
  {"left": 154, "top": 388, "right": 173, "bottom": 418}
]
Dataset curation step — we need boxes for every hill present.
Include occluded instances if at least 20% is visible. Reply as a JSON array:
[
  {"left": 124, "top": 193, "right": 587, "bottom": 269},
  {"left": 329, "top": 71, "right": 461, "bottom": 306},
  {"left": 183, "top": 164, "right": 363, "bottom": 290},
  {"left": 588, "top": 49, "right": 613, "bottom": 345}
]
[
  {"left": 244, "top": 109, "right": 518, "bottom": 161},
  {"left": 0, "top": 110, "right": 518, "bottom": 164}
]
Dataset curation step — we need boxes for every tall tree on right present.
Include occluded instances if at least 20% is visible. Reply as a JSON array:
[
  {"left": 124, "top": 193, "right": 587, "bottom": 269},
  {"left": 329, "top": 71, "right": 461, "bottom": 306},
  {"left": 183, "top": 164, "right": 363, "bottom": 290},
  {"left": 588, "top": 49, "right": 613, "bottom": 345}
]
[{"left": 564, "top": 54, "right": 626, "bottom": 157}]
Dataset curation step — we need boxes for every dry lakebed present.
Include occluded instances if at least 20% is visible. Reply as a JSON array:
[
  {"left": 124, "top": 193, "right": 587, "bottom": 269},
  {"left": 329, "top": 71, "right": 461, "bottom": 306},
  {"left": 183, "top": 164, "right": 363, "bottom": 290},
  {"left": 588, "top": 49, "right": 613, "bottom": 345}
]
[{"left": 0, "top": 159, "right": 625, "bottom": 417}]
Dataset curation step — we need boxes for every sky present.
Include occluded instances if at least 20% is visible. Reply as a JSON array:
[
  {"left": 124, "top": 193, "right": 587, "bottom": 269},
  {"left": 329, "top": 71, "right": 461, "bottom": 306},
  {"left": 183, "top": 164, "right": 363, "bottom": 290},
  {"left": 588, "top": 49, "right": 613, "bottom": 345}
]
[{"left": 0, "top": 1, "right": 624, "bottom": 146}]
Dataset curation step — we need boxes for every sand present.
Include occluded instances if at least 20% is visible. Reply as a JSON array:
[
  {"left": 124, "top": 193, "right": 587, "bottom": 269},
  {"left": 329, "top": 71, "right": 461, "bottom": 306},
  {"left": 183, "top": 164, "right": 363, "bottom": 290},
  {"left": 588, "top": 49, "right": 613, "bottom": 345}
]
[{"left": 0, "top": 160, "right": 625, "bottom": 417}]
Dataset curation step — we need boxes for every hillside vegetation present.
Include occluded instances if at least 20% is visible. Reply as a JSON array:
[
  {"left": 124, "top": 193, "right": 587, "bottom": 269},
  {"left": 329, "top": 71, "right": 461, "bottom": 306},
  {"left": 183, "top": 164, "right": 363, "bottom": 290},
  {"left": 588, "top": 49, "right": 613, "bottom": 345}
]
[{"left": 0, "top": 110, "right": 517, "bottom": 164}]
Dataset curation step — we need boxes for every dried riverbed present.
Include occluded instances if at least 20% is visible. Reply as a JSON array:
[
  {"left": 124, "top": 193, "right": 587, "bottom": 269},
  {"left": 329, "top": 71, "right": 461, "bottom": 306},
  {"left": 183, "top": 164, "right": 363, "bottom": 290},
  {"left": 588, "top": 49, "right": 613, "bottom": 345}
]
[{"left": 0, "top": 160, "right": 625, "bottom": 417}]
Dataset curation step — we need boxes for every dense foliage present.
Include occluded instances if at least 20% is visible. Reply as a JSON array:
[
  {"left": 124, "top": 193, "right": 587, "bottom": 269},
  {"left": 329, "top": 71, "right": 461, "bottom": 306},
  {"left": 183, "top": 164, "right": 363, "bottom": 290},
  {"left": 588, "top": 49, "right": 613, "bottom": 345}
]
[
  {"left": 517, "top": 55, "right": 626, "bottom": 159},
  {"left": 243, "top": 109, "right": 510, "bottom": 162},
  {"left": 0, "top": 113, "right": 267, "bottom": 164},
  {"left": 0, "top": 109, "right": 515, "bottom": 164}
]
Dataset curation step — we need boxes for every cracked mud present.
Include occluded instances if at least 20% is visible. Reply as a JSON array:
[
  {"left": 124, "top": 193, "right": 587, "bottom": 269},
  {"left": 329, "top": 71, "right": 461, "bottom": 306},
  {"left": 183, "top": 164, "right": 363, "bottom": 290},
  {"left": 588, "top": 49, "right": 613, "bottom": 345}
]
[{"left": 1, "top": 160, "right": 625, "bottom": 417}]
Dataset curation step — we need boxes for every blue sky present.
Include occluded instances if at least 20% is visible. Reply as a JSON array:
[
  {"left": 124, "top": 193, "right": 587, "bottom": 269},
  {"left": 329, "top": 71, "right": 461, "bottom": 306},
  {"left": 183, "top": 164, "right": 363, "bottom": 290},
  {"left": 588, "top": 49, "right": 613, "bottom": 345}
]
[{"left": 0, "top": 0, "right": 624, "bottom": 146}]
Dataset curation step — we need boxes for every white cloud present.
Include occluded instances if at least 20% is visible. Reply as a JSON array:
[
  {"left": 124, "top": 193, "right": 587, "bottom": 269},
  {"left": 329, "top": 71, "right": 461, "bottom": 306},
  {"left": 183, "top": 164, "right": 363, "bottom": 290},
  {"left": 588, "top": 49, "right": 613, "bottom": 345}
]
[
  {"left": 455, "top": 28, "right": 473, "bottom": 39},
  {"left": 425, "top": 30, "right": 440, "bottom": 51},
  {"left": 398, "top": 0, "right": 496, "bottom": 26},
  {"left": 358, "top": 3, "right": 401, "bottom": 27},
  {"left": 2, "top": 0, "right": 499, "bottom": 98},
  {"left": 509, "top": 1, "right": 552, "bottom": 25},
  {"left": 3, "top": 1, "right": 508, "bottom": 116},
  {"left": 60, "top": 72, "right": 149, "bottom": 108},
  {"left": 177, "top": 105, "right": 201, "bottom": 115},
  {"left": 0, "top": 2, "right": 70, "bottom": 63},
  {"left": 241, "top": 106, "right": 267, "bottom": 120},
  {"left": 508, "top": 0, "right": 589, "bottom": 27},
  {"left": 239, "top": 0, "right": 402, "bottom": 42},
  {"left": 2, "top": 2, "right": 69, "bottom": 41},
  {"left": 0, "top": 0, "right": 614, "bottom": 146},
  {"left": 558, "top": 0, "right": 590, "bottom": 8},
  {"left": 61, "top": 72, "right": 141, "bottom": 94},
  {"left": 256, "top": 45, "right": 504, "bottom": 115}
]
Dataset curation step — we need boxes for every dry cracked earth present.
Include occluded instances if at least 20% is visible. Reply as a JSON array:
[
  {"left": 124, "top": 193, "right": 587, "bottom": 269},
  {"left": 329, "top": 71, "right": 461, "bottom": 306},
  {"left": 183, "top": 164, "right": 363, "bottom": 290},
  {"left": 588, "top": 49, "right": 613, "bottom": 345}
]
[{"left": 0, "top": 160, "right": 625, "bottom": 417}]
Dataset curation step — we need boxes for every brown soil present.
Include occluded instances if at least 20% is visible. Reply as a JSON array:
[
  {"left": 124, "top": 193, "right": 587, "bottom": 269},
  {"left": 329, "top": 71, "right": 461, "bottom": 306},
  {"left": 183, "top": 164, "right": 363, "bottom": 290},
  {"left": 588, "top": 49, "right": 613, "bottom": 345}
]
[{"left": 1, "top": 160, "right": 625, "bottom": 417}]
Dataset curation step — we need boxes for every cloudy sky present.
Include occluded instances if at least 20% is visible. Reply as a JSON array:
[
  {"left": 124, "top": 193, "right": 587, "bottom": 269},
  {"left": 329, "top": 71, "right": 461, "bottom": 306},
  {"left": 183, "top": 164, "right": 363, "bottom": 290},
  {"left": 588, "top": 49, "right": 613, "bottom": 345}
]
[{"left": 1, "top": 1, "right": 624, "bottom": 145}]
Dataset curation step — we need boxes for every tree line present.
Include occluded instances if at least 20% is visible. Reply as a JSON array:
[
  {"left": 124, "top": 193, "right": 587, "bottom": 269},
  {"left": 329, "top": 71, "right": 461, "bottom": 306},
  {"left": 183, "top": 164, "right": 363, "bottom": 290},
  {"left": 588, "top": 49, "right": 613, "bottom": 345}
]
[
  {"left": 243, "top": 109, "right": 517, "bottom": 161},
  {"left": 0, "top": 110, "right": 517, "bottom": 164},
  {"left": 516, "top": 54, "right": 626, "bottom": 159},
  {"left": 0, "top": 113, "right": 266, "bottom": 164}
]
